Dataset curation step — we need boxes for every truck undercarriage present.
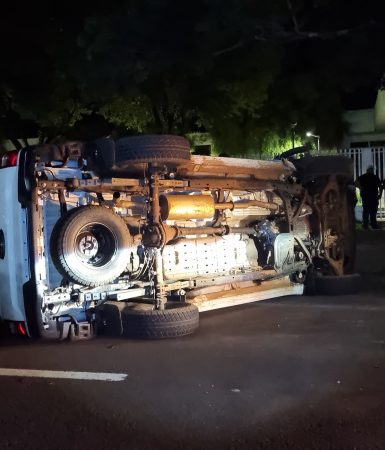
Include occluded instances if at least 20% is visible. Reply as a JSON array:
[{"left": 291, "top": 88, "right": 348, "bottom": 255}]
[{"left": 23, "top": 135, "right": 355, "bottom": 340}]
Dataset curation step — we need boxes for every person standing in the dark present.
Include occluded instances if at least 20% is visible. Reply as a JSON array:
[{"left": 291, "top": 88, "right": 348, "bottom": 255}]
[{"left": 357, "top": 166, "right": 383, "bottom": 229}]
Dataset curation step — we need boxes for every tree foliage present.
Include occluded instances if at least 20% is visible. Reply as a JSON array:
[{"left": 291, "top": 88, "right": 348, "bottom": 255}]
[{"left": 1, "top": 0, "right": 385, "bottom": 154}]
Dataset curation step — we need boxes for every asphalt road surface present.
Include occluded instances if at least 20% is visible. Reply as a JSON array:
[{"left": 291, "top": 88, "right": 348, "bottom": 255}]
[{"left": 1, "top": 230, "right": 385, "bottom": 450}]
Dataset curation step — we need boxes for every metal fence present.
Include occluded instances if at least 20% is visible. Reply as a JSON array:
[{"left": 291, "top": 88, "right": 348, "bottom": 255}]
[
  {"left": 247, "top": 147, "right": 385, "bottom": 221},
  {"left": 340, "top": 147, "right": 385, "bottom": 221}
]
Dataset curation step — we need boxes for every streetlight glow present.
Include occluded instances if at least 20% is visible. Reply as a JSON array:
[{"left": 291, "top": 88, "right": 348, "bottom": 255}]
[{"left": 305, "top": 131, "right": 320, "bottom": 153}]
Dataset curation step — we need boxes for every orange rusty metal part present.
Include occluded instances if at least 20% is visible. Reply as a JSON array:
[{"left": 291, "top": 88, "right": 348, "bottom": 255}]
[
  {"left": 176, "top": 155, "right": 293, "bottom": 180},
  {"left": 114, "top": 199, "right": 143, "bottom": 208},
  {"left": 316, "top": 176, "right": 345, "bottom": 276},
  {"left": 215, "top": 200, "right": 279, "bottom": 211},
  {"left": 160, "top": 194, "right": 280, "bottom": 220},
  {"left": 160, "top": 194, "right": 215, "bottom": 220}
]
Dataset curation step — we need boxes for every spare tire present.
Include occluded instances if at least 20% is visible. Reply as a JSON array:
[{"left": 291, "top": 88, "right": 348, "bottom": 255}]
[
  {"left": 115, "top": 135, "right": 191, "bottom": 167},
  {"left": 50, "top": 206, "right": 133, "bottom": 287},
  {"left": 121, "top": 302, "right": 199, "bottom": 339}
]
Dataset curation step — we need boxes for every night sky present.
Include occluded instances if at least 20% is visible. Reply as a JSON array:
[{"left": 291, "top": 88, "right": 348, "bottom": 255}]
[{"left": 1, "top": 1, "right": 385, "bottom": 149}]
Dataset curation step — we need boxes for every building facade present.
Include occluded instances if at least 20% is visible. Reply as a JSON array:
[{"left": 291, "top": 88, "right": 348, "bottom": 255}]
[{"left": 342, "top": 89, "right": 385, "bottom": 221}]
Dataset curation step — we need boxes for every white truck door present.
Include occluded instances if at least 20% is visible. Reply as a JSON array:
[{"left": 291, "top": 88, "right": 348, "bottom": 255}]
[{"left": 0, "top": 165, "right": 30, "bottom": 322}]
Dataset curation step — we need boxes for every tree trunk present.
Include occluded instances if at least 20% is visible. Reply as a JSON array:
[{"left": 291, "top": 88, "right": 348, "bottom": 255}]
[{"left": 152, "top": 106, "right": 164, "bottom": 133}]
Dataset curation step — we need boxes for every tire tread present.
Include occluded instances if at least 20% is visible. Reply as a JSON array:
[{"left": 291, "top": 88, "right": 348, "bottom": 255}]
[
  {"left": 121, "top": 302, "right": 199, "bottom": 339},
  {"left": 115, "top": 135, "right": 191, "bottom": 165},
  {"left": 315, "top": 273, "right": 361, "bottom": 295}
]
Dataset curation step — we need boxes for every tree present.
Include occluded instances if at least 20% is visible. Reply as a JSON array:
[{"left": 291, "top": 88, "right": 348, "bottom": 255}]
[{"left": 1, "top": 0, "right": 385, "bottom": 154}]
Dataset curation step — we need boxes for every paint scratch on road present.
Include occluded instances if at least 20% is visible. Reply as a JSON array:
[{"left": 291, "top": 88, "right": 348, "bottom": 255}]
[{"left": 0, "top": 368, "right": 127, "bottom": 382}]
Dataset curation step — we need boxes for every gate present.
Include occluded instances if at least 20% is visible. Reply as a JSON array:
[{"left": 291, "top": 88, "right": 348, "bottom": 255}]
[{"left": 340, "top": 147, "right": 385, "bottom": 221}]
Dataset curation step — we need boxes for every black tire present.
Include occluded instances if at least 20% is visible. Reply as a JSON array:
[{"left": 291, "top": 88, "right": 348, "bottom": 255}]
[
  {"left": 314, "top": 273, "right": 361, "bottom": 295},
  {"left": 303, "top": 271, "right": 317, "bottom": 295},
  {"left": 84, "top": 137, "right": 116, "bottom": 171},
  {"left": 294, "top": 156, "right": 353, "bottom": 183},
  {"left": 115, "top": 135, "right": 191, "bottom": 167},
  {"left": 121, "top": 302, "right": 199, "bottom": 339},
  {"left": 343, "top": 189, "right": 356, "bottom": 274},
  {"left": 94, "top": 302, "right": 124, "bottom": 337},
  {"left": 50, "top": 206, "right": 133, "bottom": 287}
]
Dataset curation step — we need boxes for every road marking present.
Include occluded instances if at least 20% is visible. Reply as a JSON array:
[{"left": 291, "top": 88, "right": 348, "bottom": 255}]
[{"left": 0, "top": 368, "right": 127, "bottom": 382}]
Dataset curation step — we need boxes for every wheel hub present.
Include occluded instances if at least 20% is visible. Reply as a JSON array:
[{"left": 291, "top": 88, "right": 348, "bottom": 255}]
[
  {"left": 74, "top": 223, "right": 117, "bottom": 267},
  {"left": 79, "top": 235, "right": 99, "bottom": 258}
]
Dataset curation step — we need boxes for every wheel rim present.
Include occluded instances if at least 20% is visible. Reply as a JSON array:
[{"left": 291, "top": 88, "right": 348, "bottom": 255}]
[{"left": 74, "top": 223, "right": 117, "bottom": 267}]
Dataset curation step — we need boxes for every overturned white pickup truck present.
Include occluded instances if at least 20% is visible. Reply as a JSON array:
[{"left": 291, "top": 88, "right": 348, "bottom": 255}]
[{"left": 0, "top": 135, "right": 356, "bottom": 340}]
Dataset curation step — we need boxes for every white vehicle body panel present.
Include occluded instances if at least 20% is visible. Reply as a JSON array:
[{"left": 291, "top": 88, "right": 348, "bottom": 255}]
[{"left": 0, "top": 166, "right": 30, "bottom": 321}]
